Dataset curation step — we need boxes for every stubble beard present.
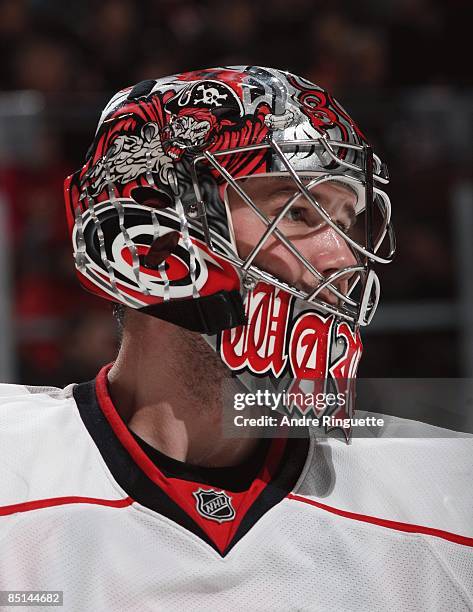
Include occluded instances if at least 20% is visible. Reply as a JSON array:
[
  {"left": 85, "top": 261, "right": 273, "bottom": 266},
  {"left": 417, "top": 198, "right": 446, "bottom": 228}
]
[{"left": 170, "top": 326, "right": 242, "bottom": 417}]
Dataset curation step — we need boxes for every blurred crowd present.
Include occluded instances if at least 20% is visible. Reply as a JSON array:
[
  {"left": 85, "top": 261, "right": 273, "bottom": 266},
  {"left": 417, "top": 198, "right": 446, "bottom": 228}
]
[{"left": 0, "top": 0, "right": 471, "bottom": 384}]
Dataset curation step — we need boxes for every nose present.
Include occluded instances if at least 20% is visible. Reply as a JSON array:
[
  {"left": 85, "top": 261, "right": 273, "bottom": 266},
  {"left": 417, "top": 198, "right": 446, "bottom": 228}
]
[{"left": 298, "top": 226, "right": 357, "bottom": 302}]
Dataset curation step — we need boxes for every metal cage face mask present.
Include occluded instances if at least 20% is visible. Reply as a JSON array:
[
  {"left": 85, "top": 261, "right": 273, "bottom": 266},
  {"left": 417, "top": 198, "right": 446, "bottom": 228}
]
[
  {"left": 64, "top": 65, "right": 395, "bottom": 334},
  {"left": 191, "top": 137, "right": 394, "bottom": 326}
]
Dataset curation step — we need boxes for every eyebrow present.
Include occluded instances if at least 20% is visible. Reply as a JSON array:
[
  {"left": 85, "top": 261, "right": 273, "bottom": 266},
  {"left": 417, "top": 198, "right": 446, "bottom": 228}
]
[
  {"left": 280, "top": 187, "right": 357, "bottom": 220},
  {"left": 258, "top": 181, "right": 358, "bottom": 222}
]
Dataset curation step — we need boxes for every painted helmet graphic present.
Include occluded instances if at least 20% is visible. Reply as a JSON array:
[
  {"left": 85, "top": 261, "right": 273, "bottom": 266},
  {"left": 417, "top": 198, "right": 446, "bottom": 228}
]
[{"left": 64, "top": 66, "right": 395, "bottom": 334}]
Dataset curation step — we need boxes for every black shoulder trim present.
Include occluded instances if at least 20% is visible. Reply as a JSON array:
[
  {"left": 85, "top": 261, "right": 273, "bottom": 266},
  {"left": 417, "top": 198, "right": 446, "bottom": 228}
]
[
  {"left": 73, "top": 380, "right": 216, "bottom": 550},
  {"left": 73, "top": 378, "right": 309, "bottom": 557}
]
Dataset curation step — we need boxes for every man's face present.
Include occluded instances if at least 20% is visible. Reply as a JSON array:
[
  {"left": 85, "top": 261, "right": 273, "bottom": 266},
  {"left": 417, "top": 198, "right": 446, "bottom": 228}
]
[{"left": 226, "top": 176, "right": 358, "bottom": 305}]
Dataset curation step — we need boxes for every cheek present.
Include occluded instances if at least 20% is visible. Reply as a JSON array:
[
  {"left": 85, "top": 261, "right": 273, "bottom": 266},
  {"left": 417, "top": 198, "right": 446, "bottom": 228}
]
[
  {"left": 259, "top": 241, "right": 304, "bottom": 284},
  {"left": 230, "top": 206, "right": 268, "bottom": 259},
  {"left": 229, "top": 202, "right": 354, "bottom": 285},
  {"left": 231, "top": 205, "right": 307, "bottom": 283}
]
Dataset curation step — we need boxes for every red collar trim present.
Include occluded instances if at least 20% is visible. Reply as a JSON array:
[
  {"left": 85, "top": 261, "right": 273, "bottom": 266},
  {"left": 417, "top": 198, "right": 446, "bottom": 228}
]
[
  {"left": 95, "top": 364, "right": 173, "bottom": 494},
  {"left": 95, "top": 364, "right": 286, "bottom": 553}
]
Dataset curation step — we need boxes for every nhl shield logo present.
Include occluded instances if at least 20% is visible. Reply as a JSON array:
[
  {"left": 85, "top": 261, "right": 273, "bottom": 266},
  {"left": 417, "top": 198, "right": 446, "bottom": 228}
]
[{"left": 193, "top": 488, "right": 236, "bottom": 523}]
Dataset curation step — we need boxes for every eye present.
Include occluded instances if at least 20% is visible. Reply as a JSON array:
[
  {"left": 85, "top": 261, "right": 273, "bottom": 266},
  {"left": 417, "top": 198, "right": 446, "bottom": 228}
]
[{"left": 285, "top": 207, "right": 305, "bottom": 222}]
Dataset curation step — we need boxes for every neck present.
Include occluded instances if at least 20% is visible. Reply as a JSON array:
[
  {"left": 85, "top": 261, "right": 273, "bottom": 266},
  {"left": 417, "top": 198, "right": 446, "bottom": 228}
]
[{"left": 107, "top": 309, "right": 258, "bottom": 467}]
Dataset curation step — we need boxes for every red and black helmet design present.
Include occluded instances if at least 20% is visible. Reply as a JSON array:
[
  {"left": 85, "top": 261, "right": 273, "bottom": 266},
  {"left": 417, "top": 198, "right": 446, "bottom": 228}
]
[{"left": 64, "top": 66, "right": 394, "bottom": 333}]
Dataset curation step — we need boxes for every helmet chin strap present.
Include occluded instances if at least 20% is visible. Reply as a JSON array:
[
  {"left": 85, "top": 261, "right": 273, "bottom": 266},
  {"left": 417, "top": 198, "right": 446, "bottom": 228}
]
[{"left": 139, "top": 289, "right": 246, "bottom": 334}]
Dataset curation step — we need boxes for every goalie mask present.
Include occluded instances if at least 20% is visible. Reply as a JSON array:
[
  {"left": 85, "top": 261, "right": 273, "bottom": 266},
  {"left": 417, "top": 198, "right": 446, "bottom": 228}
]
[{"left": 64, "top": 66, "right": 395, "bottom": 432}]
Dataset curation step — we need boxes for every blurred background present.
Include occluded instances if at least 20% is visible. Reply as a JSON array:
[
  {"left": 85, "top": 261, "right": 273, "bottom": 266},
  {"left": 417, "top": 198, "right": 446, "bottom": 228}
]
[{"left": 0, "top": 0, "right": 471, "bottom": 386}]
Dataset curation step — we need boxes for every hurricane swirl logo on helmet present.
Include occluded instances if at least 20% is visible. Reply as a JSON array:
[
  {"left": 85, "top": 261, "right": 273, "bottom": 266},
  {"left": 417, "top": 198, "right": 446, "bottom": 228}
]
[{"left": 74, "top": 202, "right": 239, "bottom": 306}]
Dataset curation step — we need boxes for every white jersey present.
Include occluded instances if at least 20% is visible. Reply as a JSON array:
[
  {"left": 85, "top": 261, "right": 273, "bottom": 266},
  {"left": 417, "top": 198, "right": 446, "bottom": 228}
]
[{"left": 0, "top": 366, "right": 472, "bottom": 611}]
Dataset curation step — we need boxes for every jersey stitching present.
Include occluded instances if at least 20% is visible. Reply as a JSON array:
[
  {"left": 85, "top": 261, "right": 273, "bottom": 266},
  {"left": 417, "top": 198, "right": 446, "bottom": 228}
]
[
  {"left": 0, "top": 394, "right": 131, "bottom": 508},
  {"left": 25, "top": 385, "right": 66, "bottom": 399}
]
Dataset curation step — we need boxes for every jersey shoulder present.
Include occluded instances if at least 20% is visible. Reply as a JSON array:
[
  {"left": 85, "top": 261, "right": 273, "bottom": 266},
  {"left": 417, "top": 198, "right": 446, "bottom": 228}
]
[
  {"left": 0, "top": 382, "right": 38, "bottom": 396},
  {"left": 0, "top": 381, "right": 72, "bottom": 402},
  {"left": 295, "top": 412, "right": 473, "bottom": 538},
  {"left": 289, "top": 414, "right": 473, "bottom": 604},
  {"left": 0, "top": 381, "right": 119, "bottom": 508},
  {"left": 0, "top": 381, "right": 76, "bottom": 435}
]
